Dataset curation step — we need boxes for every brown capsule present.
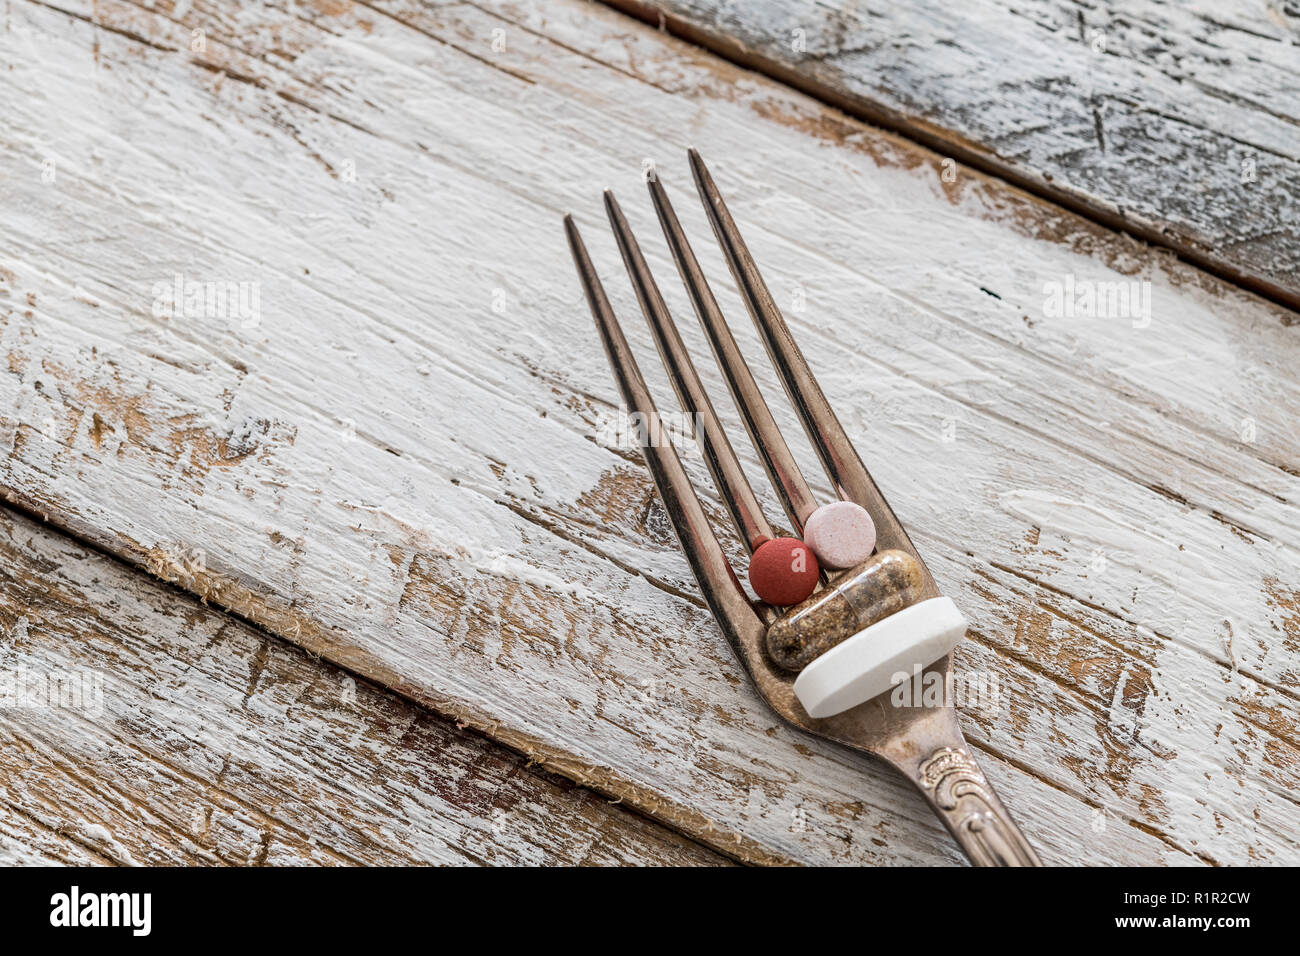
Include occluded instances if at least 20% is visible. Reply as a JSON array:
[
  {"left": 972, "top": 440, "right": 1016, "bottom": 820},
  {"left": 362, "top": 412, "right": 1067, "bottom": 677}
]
[{"left": 765, "top": 549, "right": 925, "bottom": 672}]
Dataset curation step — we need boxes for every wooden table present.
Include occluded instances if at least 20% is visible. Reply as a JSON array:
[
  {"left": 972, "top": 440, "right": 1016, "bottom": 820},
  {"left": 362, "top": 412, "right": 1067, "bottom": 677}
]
[{"left": 2, "top": 0, "right": 1297, "bottom": 866}]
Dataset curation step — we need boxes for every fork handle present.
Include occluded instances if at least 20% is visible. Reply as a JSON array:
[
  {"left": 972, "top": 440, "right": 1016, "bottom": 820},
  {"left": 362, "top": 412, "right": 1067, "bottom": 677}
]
[
  {"left": 824, "top": 686, "right": 1044, "bottom": 864},
  {"left": 903, "top": 744, "right": 1042, "bottom": 866}
]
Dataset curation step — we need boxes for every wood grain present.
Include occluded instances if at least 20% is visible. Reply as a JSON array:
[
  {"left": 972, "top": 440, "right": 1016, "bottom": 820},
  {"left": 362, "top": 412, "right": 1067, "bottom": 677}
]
[
  {"left": 1, "top": 0, "right": 1297, "bottom": 864},
  {"left": 604, "top": 0, "right": 1300, "bottom": 308},
  {"left": 0, "top": 506, "right": 728, "bottom": 866}
]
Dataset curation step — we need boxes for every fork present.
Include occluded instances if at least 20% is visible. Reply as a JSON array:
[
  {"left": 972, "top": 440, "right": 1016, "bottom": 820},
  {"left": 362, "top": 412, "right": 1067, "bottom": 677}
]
[{"left": 563, "top": 150, "right": 1042, "bottom": 866}]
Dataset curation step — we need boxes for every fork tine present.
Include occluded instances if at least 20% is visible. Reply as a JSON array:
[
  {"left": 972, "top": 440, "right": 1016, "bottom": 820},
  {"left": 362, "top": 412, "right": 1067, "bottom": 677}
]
[
  {"left": 646, "top": 175, "right": 819, "bottom": 535},
  {"left": 688, "top": 149, "right": 937, "bottom": 588},
  {"left": 563, "top": 214, "right": 763, "bottom": 631},
  {"left": 603, "top": 190, "right": 773, "bottom": 553}
]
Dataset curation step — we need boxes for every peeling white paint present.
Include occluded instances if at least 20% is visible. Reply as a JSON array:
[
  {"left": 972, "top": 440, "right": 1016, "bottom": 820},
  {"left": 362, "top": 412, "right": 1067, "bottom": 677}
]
[{"left": 0, "top": 0, "right": 1295, "bottom": 864}]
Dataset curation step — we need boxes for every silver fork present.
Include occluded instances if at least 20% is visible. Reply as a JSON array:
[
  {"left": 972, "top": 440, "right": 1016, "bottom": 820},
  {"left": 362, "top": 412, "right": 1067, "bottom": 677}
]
[{"left": 564, "top": 149, "right": 1042, "bottom": 866}]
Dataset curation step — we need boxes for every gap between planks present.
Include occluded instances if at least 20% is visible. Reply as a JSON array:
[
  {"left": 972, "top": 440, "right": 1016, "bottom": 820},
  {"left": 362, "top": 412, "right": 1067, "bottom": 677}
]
[
  {"left": 0, "top": 499, "right": 738, "bottom": 866},
  {"left": 597, "top": 0, "right": 1300, "bottom": 316}
]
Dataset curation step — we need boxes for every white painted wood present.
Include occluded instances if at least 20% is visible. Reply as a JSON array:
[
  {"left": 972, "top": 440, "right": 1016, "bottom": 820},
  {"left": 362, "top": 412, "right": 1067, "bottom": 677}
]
[
  {"left": 605, "top": 0, "right": 1300, "bottom": 306},
  {"left": 0, "top": 0, "right": 1296, "bottom": 864},
  {"left": 0, "top": 508, "right": 727, "bottom": 866}
]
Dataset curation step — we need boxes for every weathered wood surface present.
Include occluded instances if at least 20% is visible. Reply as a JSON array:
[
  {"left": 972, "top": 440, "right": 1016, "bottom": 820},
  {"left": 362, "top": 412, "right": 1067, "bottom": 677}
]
[
  {"left": 607, "top": 0, "right": 1300, "bottom": 308},
  {"left": 0, "top": 507, "right": 727, "bottom": 866},
  {"left": 1, "top": 0, "right": 1297, "bottom": 865}
]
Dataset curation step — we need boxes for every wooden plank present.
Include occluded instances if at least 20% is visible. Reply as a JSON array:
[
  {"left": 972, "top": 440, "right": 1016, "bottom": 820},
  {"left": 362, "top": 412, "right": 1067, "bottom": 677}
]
[
  {"left": 1, "top": 0, "right": 1297, "bottom": 864},
  {"left": 0, "top": 506, "right": 728, "bottom": 866},
  {"left": 604, "top": 0, "right": 1300, "bottom": 308}
]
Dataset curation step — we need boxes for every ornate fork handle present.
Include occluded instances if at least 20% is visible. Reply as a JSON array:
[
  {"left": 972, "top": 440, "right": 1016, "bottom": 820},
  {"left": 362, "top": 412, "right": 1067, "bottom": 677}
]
[
  {"left": 908, "top": 745, "right": 1042, "bottom": 866},
  {"left": 823, "top": 691, "right": 1043, "bottom": 865}
]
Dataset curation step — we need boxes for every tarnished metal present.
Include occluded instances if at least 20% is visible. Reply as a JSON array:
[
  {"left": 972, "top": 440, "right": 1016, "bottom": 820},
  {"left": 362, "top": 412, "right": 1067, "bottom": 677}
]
[{"left": 565, "top": 151, "right": 1041, "bottom": 866}]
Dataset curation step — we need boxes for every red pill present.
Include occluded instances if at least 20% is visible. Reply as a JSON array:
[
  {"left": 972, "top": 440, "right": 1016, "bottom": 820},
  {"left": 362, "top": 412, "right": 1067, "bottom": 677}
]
[{"left": 749, "top": 536, "right": 820, "bottom": 606}]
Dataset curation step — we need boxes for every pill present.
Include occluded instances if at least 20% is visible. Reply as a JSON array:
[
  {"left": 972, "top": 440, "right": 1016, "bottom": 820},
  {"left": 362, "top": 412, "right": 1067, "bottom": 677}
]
[
  {"left": 748, "top": 536, "right": 820, "bottom": 606},
  {"left": 765, "top": 549, "right": 925, "bottom": 671},
  {"left": 803, "top": 500, "right": 877, "bottom": 570}
]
